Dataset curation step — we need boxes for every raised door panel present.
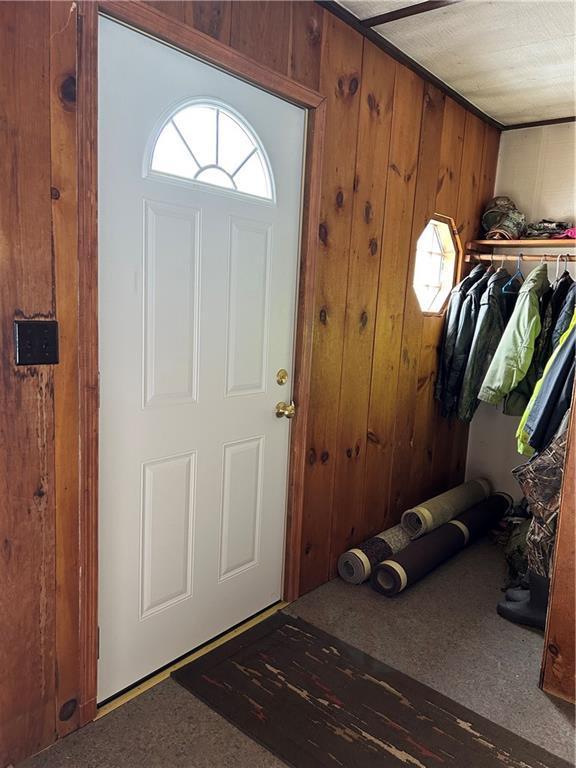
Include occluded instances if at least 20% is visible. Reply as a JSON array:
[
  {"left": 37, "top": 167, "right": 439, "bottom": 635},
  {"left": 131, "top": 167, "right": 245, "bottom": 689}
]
[
  {"left": 219, "top": 436, "right": 264, "bottom": 580},
  {"left": 144, "top": 201, "right": 200, "bottom": 407},
  {"left": 140, "top": 452, "right": 197, "bottom": 618},
  {"left": 226, "top": 218, "right": 271, "bottom": 396}
]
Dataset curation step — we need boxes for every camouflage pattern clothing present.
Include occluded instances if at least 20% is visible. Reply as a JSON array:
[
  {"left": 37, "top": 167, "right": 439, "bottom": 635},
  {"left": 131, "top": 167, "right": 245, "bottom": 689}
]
[{"left": 512, "top": 412, "right": 570, "bottom": 577}]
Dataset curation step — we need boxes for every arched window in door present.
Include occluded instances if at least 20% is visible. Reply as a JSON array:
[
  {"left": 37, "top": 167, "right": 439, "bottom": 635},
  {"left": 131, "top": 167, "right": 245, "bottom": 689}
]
[{"left": 150, "top": 101, "right": 274, "bottom": 200}]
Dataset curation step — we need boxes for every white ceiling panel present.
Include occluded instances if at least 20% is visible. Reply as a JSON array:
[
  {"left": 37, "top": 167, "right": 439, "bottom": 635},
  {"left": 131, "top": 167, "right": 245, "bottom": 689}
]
[
  {"left": 337, "top": 0, "right": 576, "bottom": 126},
  {"left": 339, "top": 0, "right": 424, "bottom": 20}
]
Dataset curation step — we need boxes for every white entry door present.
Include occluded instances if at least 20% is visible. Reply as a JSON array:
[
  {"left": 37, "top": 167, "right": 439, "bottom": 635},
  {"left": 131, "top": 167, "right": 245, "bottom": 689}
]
[{"left": 98, "top": 17, "right": 305, "bottom": 702}]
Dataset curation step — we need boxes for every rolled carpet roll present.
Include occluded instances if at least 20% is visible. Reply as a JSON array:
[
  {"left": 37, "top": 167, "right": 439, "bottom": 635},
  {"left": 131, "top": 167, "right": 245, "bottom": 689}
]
[
  {"left": 372, "top": 493, "right": 512, "bottom": 596},
  {"left": 338, "top": 525, "right": 411, "bottom": 584},
  {"left": 401, "top": 478, "right": 491, "bottom": 540}
]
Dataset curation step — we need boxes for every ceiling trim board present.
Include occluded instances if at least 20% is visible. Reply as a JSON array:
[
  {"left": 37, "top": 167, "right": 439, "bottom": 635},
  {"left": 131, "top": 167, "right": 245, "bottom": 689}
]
[
  {"left": 318, "top": 0, "right": 504, "bottom": 131},
  {"left": 501, "top": 116, "right": 576, "bottom": 132},
  {"left": 362, "top": 0, "right": 463, "bottom": 28}
]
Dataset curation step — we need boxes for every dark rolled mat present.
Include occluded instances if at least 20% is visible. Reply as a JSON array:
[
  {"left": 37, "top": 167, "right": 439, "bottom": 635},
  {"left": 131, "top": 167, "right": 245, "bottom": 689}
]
[
  {"left": 372, "top": 493, "right": 512, "bottom": 596},
  {"left": 337, "top": 524, "right": 410, "bottom": 584}
]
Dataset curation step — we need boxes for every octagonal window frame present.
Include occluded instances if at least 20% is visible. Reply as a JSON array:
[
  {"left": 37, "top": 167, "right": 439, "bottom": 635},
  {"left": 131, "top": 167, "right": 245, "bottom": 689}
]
[{"left": 412, "top": 213, "right": 461, "bottom": 316}]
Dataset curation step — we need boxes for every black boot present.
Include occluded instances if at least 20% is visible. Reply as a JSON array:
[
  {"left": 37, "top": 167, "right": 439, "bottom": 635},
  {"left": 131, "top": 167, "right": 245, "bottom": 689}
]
[
  {"left": 497, "top": 570, "right": 549, "bottom": 630},
  {"left": 504, "top": 586, "right": 530, "bottom": 602}
]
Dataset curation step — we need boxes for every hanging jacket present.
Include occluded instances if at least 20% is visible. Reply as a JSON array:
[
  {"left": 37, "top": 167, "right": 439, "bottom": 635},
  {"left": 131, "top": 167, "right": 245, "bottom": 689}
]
[
  {"left": 457, "top": 268, "right": 517, "bottom": 422},
  {"left": 508, "top": 271, "right": 573, "bottom": 414},
  {"left": 512, "top": 414, "right": 569, "bottom": 577},
  {"left": 532, "top": 271, "right": 573, "bottom": 377},
  {"left": 516, "top": 310, "right": 576, "bottom": 456},
  {"left": 478, "top": 264, "right": 550, "bottom": 415},
  {"left": 435, "top": 264, "right": 486, "bottom": 416},
  {"left": 442, "top": 267, "right": 494, "bottom": 417},
  {"left": 551, "top": 281, "right": 576, "bottom": 350}
]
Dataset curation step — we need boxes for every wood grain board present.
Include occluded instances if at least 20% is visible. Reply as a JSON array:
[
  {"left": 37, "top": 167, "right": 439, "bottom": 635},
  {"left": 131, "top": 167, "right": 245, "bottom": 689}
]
[
  {"left": 1, "top": 2, "right": 501, "bottom": 762},
  {"left": 363, "top": 64, "right": 424, "bottom": 535},
  {"left": 298, "top": 13, "right": 363, "bottom": 592},
  {"left": 541, "top": 396, "right": 576, "bottom": 704},
  {"left": 0, "top": 3, "right": 57, "bottom": 764},
  {"left": 329, "top": 42, "right": 396, "bottom": 566},
  {"left": 50, "top": 0, "right": 82, "bottom": 739}
]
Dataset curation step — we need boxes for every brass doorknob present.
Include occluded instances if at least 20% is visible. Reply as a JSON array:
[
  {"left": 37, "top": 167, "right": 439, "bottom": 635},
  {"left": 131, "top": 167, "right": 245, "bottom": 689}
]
[{"left": 275, "top": 400, "right": 296, "bottom": 419}]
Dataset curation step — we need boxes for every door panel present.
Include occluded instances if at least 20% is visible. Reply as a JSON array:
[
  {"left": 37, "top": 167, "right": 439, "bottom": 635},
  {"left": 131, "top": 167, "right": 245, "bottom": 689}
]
[
  {"left": 220, "top": 436, "right": 264, "bottom": 579},
  {"left": 98, "top": 17, "right": 305, "bottom": 701},
  {"left": 226, "top": 218, "right": 271, "bottom": 396},
  {"left": 144, "top": 201, "right": 201, "bottom": 406},
  {"left": 141, "top": 452, "right": 196, "bottom": 618}
]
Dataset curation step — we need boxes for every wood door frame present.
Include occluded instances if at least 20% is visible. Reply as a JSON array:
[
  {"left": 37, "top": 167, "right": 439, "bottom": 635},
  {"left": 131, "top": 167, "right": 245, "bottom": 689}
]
[{"left": 75, "top": 0, "right": 325, "bottom": 723}]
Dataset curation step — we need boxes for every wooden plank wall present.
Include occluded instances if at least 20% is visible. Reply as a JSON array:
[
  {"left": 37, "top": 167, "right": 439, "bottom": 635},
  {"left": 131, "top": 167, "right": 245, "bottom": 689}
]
[
  {"left": 0, "top": 3, "right": 57, "bottom": 762},
  {"left": 1, "top": 2, "right": 499, "bottom": 764},
  {"left": 541, "top": 398, "right": 576, "bottom": 704}
]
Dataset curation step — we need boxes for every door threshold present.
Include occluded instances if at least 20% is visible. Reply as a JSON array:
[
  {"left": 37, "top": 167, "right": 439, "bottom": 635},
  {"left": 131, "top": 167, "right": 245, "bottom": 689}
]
[{"left": 96, "top": 600, "right": 288, "bottom": 720}]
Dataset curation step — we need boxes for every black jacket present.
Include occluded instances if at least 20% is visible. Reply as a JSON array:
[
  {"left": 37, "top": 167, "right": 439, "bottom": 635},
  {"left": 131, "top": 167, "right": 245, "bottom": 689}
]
[
  {"left": 435, "top": 264, "right": 486, "bottom": 417},
  {"left": 533, "top": 271, "right": 573, "bottom": 378},
  {"left": 552, "top": 281, "right": 576, "bottom": 350},
  {"left": 443, "top": 267, "right": 494, "bottom": 418},
  {"left": 525, "top": 325, "right": 575, "bottom": 453},
  {"left": 457, "top": 267, "right": 516, "bottom": 422}
]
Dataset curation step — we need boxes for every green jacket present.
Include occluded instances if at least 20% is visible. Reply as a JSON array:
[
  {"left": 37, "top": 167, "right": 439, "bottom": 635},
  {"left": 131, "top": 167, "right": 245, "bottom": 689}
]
[
  {"left": 516, "top": 309, "right": 576, "bottom": 455},
  {"left": 478, "top": 265, "right": 550, "bottom": 414}
]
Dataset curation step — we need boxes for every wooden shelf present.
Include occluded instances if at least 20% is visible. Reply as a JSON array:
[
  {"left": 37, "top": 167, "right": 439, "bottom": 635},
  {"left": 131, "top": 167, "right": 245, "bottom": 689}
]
[
  {"left": 467, "top": 239, "right": 576, "bottom": 251},
  {"left": 465, "top": 253, "right": 576, "bottom": 263}
]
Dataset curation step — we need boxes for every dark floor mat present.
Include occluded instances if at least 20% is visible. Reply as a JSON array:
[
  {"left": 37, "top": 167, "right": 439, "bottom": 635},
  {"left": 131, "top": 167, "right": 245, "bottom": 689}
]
[{"left": 172, "top": 613, "right": 571, "bottom": 768}]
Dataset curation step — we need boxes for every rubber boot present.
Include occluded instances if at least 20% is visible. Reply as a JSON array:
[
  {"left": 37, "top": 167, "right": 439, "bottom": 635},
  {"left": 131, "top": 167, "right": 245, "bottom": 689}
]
[
  {"left": 504, "top": 587, "right": 530, "bottom": 602},
  {"left": 497, "top": 570, "right": 549, "bottom": 630}
]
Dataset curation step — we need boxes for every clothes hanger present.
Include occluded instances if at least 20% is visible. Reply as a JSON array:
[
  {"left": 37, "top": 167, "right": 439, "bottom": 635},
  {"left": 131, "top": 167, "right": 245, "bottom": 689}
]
[
  {"left": 502, "top": 254, "right": 524, "bottom": 294},
  {"left": 552, "top": 253, "right": 571, "bottom": 287}
]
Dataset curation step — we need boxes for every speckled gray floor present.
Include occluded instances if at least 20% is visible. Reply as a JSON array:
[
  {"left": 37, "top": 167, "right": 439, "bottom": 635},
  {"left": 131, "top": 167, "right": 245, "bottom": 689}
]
[
  {"left": 23, "top": 539, "right": 575, "bottom": 767},
  {"left": 286, "top": 539, "right": 575, "bottom": 764}
]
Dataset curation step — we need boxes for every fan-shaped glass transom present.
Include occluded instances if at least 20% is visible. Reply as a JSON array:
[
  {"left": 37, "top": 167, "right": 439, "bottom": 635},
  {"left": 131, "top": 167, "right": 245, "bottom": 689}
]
[{"left": 150, "top": 102, "right": 273, "bottom": 200}]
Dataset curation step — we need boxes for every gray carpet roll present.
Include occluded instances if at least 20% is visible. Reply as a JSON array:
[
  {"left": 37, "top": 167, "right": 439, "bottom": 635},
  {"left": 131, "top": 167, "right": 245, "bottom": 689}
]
[
  {"left": 401, "top": 478, "right": 491, "bottom": 540},
  {"left": 338, "top": 525, "right": 410, "bottom": 584},
  {"left": 372, "top": 494, "right": 512, "bottom": 596}
]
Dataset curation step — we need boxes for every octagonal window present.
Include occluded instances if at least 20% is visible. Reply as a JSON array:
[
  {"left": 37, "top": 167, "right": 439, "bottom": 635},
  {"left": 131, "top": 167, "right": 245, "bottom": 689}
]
[{"left": 413, "top": 215, "right": 460, "bottom": 313}]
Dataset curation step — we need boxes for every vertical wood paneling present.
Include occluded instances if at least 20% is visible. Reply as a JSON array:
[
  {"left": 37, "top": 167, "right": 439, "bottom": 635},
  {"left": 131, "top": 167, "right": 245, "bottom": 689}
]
[
  {"left": 428, "top": 98, "right": 467, "bottom": 493},
  {"left": 230, "top": 1, "right": 292, "bottom": 75},
  {"left": 329, "top": 43, "right": 396, "bottom": 564},
  {"left": 479, "top": 124, "right": 501, "bottom": 212},
  {"left": 50, "top": 0, "right": 81, "bottom": 738},
  {"left": 290, "top": 2, "right": 324, "bottom": 90},
  {"left": 435, "top": 98, "right": 466, "bottom": 217},
  {"left": 298, "top": 14, "right": 363, "bottom": 593},
  {"left": 145, "top": 1, "right": 231, "bottom": 43},
  {"left": 443, "top": 113, "right": 489, "bottom": 486},
  {"left": 455, "top": 113, "right": 487, "bottom": 278},
  {"left": 541, "top": 399, "right": 576, "bottom": 703},
  {"left": 364, "top": 65, "right": 424, "bottom": 533},
  {"left": 388, "top": 84, "right": 446, "bottom": 520},
  {"left": 189, "top": 1, "right": 231, "bottom": 43},
  {"left": 406, "top": 97, "right": 464, "bottom": 504},
  {"left": 0, "top": 3, "right": 57, "bottom": 764},
  {"left": 77, "top": 0, "right": 99, "bottom": 728}
]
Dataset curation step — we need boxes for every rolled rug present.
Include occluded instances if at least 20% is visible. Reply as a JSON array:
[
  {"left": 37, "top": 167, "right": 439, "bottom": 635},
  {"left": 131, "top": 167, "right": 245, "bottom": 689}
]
[
  {"left": 372, "top": 494, "right": 512, "bottom": 597},
  {"left": 337, "top": 525, "right": 410, "bottom": 585},
  {"left": 401, "top": 478, "right": 491, "bottom": 540}
]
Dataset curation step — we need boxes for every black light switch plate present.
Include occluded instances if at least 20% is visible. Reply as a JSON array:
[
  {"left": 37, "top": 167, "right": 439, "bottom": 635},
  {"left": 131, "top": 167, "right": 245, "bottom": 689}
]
[{"left": 14, "top": 320, "right": 59, "bottom": 365}]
